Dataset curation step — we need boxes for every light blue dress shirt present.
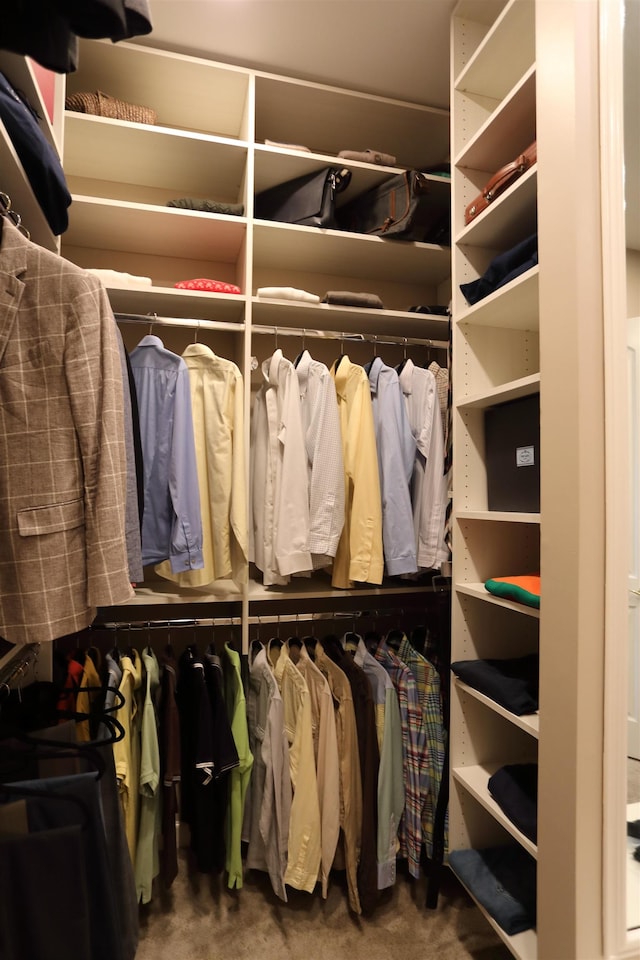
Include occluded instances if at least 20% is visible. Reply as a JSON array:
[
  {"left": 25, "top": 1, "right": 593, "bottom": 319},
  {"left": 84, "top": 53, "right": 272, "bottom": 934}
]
[
  {"left": 129, "top": 335, "right": 203, "bottom": 573},
  {"left": 366, "top": 357, "right": 417, "bottom": 576}
]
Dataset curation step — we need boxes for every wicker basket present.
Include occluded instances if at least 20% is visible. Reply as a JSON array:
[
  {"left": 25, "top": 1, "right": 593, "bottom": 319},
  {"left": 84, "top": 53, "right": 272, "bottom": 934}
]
[{"left": 65, "top": 90, "right": 157, "bottom": 125}]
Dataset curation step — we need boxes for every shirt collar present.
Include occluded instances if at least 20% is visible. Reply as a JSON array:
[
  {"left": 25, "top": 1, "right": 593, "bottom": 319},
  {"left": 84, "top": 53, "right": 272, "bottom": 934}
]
[
  {"left": 136, "top": 334, "right": 165, "bottom": 350},
  {"left": 331, "top": 354, "right": 351, "bottom": 400},
  {"left": 367, "top": 356, "right": 384, "bottom": 396},
  {"left": 398, "top": 358, "right": 415, "bottom": 396},
  {"left": 262, "top": 348, "right": 284, "bottom": 386}
]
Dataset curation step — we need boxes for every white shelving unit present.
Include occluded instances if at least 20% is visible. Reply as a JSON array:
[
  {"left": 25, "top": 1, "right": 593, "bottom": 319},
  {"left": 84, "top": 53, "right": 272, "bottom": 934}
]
[
  {"left": 54, "top": 36, "right": 453, "bottom": 637},
  {"left": 450, "top": 2, "right": 541, "bottom": 957}
]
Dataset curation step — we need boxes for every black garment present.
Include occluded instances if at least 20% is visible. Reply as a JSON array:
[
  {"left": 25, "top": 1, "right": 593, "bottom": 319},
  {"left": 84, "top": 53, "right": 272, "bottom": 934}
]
[
  {"left": 176, "top": 648, "right": 238, "bottom": 874},
  {"left": 0, "top": 1, "right": 78, "bottom": 72},
  {"left": 451, "top": 654, "right": 539, "bottom": 715},
  {"left": 124, "top": 350, "right": 145, "bottom": 528},
  {"left": 0, "top": 0, "right": 152, "bottom": 74},
  {"left": 322, "top": 634, "right": 380, "bottom": 915},
  {"left": 0, "top": 72, "right": 72, "bottom": 234},
  {"left": 488, "top": 763, "right": 538, "bottom": 843},
  {"left": 0, "top": 823, "right": 92, "bottom": 960},
  {"left": 158, "top": 646, "right": 180, "bottom": 888},
  {"left": 3, "top": 772, "right": 123, "bottom": 960},
  {"left": 460, "top": 233, "right": 538, "bottom": 306}
]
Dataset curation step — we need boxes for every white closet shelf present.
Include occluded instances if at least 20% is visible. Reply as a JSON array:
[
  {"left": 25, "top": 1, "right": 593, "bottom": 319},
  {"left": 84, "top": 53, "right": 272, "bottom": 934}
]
[
  {"left": 456, "top": 510, "right": 540, "bottom": 524},
  {"left": 64, "top": 114, "right": 248, "bottom": 203},
  {"left": 453, "top": 762, "right": 538, "bottom": 858},
  {"left": 106, "top": 286, "right": 246, "bottom": 324},
  {"left": 456, "top": 266, "right": 539, "bottom": 329},
  {"left": 457, "top": 373, "right": 540, "bottom": 409},
  {"left": 0, "top": 120, "right": 58, "bottom": 252},
  {"left": 247, "top": 578, "right": 439, "bottom": 603},
  {"left": 454, "top": 678, "right": 539, "bottom": 738},
  {"left": 0, "top": 51, "right": 60, "bottom": 155},
  {"left": 455, "top": 583, "right": 540, "bottom": 619},
  {"left": 455, "top": 66, "right": 536, "bottom": 171},
  {"left": 254, "top": 146, "right": 451, "bottom": 205},
  {"left": 454, "top": 0, "right": 535, "bottom": 101},
  {"left": 127, "top": 580, "right": 243, "bottom": 604},
  {"left": 252, "top": 220, "right": 451, "bottom": 286},
  {"left": 448, "top": 864, "right": 538, "bottom": 960},
  {"left": 251, "top": 298, "right": 449, "bottom": 341},
  {"left": 65, "top": 197, "right": 247, "bottom": 261},
  {"left": 455, "top": 166, "right": 537, "bottom": 249},
  {"left": 67, "top": 39, "right": 251, "bottom": 139},
  {"left": 254, "top": 72, "right": 450, "bottom": 171}
]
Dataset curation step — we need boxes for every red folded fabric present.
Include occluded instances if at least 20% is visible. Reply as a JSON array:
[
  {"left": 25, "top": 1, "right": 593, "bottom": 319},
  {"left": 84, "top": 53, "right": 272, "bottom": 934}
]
[{"left": 174, "top": 278, "right": 241, "bottom": 294}]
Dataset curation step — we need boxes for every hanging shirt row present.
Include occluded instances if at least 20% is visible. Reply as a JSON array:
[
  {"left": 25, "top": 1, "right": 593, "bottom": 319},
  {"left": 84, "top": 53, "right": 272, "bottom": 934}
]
[
  {"left": 250, "top": 348, "right": 450, "bottom": 588},
  {"left": 123, "top": 335, "right": 450, "bottom": 593}
]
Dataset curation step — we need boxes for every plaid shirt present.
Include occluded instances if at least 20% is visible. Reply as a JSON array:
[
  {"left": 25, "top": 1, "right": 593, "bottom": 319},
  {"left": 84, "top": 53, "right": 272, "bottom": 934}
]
[
  {"left": 374, "top": 639, "right": 428, "bottom": 879},
  {"left": 398, "top": 635, "right": 446, "bottom": 860}
]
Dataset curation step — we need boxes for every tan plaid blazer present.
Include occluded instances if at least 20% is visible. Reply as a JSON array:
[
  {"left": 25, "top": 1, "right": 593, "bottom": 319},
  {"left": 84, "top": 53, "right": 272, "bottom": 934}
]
[{"left": 0, "top": 218, "right": 133, "bottom": 644}]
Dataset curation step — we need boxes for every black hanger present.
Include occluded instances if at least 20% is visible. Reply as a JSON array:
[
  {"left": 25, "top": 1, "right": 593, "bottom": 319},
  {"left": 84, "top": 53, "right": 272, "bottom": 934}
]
[{"left": 0, "top": 780, "right": 92, "bottom": 829}]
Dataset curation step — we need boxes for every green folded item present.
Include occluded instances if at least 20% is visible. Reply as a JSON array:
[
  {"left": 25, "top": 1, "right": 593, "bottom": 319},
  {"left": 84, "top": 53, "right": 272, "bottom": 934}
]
[
  {"left": 484, "top": 575, "right": 540, "bottom": 609},
  {"left": 167, "top": 198, "right": 245, "bottom": 216}
]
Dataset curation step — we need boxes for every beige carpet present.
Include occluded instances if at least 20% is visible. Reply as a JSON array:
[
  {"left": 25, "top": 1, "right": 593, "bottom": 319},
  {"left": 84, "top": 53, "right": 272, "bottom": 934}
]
[{"left": 137, "top": 853, "right": 512, "bottom": 960}]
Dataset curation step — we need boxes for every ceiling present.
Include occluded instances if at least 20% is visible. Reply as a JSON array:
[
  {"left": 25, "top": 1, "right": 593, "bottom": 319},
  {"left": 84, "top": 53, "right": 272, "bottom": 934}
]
[{"left": 137, "top": 0, "right": 456, "bottom": 109}]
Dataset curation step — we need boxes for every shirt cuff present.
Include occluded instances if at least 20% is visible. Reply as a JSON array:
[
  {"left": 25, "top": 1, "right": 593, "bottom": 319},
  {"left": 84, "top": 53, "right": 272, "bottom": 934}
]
[{"left": 169, "top": 548, "right": 204, "bottom": 574}]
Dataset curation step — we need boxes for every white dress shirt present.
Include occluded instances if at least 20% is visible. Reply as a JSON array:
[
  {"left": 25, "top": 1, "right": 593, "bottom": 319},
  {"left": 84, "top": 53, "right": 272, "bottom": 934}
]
[
  {"left": 398, "top": 359, "right": 449, "bottom": 570},
  {"left": 250, "top": 349, "right": 312, "bottom": 585},
  {"left": 295, "top": 350, "right": 345, "bottom": 567}
]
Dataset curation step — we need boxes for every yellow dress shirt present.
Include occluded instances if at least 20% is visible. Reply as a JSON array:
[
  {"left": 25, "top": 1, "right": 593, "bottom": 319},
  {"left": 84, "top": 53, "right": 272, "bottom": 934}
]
[
  {"left": 330, "top": 356, "right": 383, "bottom": 588},
  {"left": 156, "top": 344, "right": 247, "bottom": 587}
]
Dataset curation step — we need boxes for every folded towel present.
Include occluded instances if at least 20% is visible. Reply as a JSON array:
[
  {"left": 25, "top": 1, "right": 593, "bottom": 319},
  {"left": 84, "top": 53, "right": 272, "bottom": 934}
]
[
  {"left": 86, "top": 268, "right": 152, "bottom": 288},
  {"left": 484, "top": 575, "right": 541, "bottom": 609},
  {"left": 338, "top": 148, "right": 396, "bottom": 166},
  {"left": 167, "top": 198, "right": 245, "bottom": 216},
  {"left": 257, "top": 286, "right": 320, "bottom": 303},
  {"left": 174, "top": 279, "right": 242, "bottom": 294},
  {"left": 264, "top": 139, "right": 311, "bottom": 152},
  {"left": 322, "top": 291, "right": 384, "bottom": 309}
]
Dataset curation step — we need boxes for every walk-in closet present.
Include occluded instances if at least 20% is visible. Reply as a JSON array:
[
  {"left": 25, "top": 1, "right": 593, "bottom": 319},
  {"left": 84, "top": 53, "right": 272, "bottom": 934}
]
[{"left": 0, "top": 2, "right": 637, "bottom": 959}]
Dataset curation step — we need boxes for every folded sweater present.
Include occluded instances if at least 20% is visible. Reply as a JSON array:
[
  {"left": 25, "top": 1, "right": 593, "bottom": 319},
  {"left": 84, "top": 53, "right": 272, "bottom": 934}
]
[
  {"left": 256, "top": 286, "right": 320, "bottom": 303},
  {"left": 167, "top": 198, "right": 245, "bottom": 216},
  {"left": 86, "top": 268, "right": 152, "bottom": 288}
]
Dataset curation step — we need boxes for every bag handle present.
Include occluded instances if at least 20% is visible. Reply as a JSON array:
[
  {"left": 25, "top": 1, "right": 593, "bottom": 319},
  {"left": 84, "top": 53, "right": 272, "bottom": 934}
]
[{"left": 482, "top": 142, "right": 536, "bottom": 201}]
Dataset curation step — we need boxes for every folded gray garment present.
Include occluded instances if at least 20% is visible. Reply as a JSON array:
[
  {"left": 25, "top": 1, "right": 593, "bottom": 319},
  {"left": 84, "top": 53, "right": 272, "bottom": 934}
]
[
  {"left": 337, "top": 148, "right": 397, "bottom": 166},
  {"left": 322, "top": 291, "right": 384, "bottom": 309},
  {"left": 167, "top": 198, "right": 245, "bottom": 216}
]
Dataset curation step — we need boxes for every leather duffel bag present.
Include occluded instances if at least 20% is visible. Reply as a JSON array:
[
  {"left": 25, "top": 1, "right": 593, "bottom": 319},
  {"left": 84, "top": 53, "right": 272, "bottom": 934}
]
[
  {"left": 254, "top": 166, "right": 351, "bottom": 228},
  {"left": 336, "top": 169, "right": 450, "bottom": 243}
]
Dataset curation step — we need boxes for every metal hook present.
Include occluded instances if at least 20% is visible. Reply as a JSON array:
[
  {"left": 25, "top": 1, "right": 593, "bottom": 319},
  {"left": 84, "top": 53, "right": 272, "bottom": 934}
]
[
  {"left": 274, "top": 326, "right": 279, "bottom": 351},
  {"left": 373, "top": 335, "right": 377, "bottom": 357},
  {"left": 302, "top": 328, "right": 307, "bottom": 353},
  {"left": 147, "top": 312, "right": 157, "bottom": 335},
  {"left": 194, "top": 321, "right": 201, "bottom": 343},
  {"left": 403, "top": 337, "right": 408, "bottom": 360}
]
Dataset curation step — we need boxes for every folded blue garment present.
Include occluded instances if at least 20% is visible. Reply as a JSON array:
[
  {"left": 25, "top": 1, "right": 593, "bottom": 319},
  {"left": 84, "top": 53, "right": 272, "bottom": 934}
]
[
  {"left": 460, "top": 234, "right": 538, "bottom": 306},
  {"left": 449, "top": 845, "right": 536, "bottom": 935}
]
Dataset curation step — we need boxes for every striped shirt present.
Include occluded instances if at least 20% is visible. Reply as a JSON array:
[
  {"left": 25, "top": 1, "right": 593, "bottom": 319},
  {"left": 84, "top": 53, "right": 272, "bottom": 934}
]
[
  {"left": 398, "top": 635, "right": 445, "bottom": 860},
  {"left": 373, "top": 639, "right": 428, "bottom": 879}
]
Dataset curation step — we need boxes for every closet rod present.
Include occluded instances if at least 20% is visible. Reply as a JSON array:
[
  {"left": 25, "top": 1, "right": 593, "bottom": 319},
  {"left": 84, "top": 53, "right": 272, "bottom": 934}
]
[
  {"left": 94, "top": 608, "right": 413, "bottom": 633},
  {"left": 0, "top": 643, "right": 40, "bottom": 690},
  {"left": 251, "top": 323, "right": 448, "bottom": 350},
  {"left": 114, "top": 313, "right": 244, "bottom": 335}
]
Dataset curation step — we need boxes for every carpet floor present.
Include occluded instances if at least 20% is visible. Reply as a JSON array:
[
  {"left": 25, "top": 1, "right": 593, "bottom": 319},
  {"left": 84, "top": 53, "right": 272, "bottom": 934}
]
[{"left": 137, "top": 853, "right": 512, "bottom": 960}]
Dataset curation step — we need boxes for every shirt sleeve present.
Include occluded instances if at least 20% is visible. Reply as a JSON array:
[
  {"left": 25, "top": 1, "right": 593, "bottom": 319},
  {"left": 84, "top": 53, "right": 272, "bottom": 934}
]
[
  {"left": 376, "top": 369, "right": 417, "bottom": 576},
  {"left": 229, "top": 365, "right": 248, "bottom": 583},
  {"left": 274, "top": 365, "right": 312, "bottom": 577},
  {"left": 306, "top": 366, "right": 345, "bottom": 560},
  {"left": 65, "top": 281, "right": 133, "bottom": 607},
  {"left": 418, "top": 379, "right": 449, "bottom": 570},
  {"left": 345, "top": 376, "right": 383, "bottom": 585},
  {"left": 168, "top": 361, "right": 204, "bottom": 573}
]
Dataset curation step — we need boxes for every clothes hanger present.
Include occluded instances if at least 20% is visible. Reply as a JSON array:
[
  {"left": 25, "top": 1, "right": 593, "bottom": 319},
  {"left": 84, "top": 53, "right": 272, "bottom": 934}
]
[
  {"left": 293, "top": 328, "right": 307, "bottom": 368},
  {"left": 396, "top": 337, "right": 410, "bottom": 375},
  {"left": 333, "top": 332, "right": 346, "bottom": 371}
]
